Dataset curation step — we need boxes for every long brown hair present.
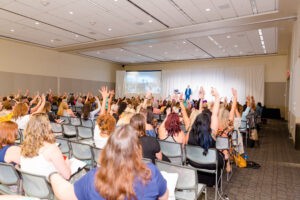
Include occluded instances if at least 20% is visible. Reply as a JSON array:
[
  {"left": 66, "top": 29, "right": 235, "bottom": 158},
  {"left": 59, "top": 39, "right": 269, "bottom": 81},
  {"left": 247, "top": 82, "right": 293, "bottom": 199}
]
[
  {"left": 95, "top": 125, "right": 151, "bottom": 200},
  {"left": 130, "top": 113, "right": 146, "bottom": 137}
]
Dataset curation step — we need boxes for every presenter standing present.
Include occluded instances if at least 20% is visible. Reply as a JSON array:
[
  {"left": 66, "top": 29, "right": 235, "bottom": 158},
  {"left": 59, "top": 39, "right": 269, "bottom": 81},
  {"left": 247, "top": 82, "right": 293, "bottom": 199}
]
[{"left": 185, "top": 85, "right": 192, "bottom": 101}]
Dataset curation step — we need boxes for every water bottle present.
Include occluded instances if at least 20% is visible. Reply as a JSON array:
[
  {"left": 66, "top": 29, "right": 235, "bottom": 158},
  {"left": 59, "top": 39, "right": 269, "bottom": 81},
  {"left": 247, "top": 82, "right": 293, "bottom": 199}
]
[{"left": 244, "top": 153, "right": 248, "bottom": 160}]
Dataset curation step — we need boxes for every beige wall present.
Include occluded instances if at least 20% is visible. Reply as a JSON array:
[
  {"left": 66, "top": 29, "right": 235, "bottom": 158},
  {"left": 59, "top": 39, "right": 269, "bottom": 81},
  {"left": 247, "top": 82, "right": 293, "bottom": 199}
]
[
  {"left": 0, "top": 38, "right": 122, "bottom": 94},
  {"left": 126, "top": 55, "right": 288, "bottom": 82},
  {"left": 126, "top": 55, "right": 288, "bottom": 117}
]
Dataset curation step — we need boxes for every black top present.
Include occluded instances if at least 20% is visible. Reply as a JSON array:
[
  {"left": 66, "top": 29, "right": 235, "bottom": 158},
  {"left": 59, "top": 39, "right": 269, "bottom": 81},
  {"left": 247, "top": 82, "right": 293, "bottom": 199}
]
[{"left": 139, "top": 136, "right": 160, "bottom": 164}]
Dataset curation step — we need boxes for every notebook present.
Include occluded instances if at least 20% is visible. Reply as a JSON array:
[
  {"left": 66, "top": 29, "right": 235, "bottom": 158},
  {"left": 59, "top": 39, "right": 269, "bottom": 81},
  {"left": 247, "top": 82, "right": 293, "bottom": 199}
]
[{"left": 69, "top": 157, "right": 87, "bottom": 175}]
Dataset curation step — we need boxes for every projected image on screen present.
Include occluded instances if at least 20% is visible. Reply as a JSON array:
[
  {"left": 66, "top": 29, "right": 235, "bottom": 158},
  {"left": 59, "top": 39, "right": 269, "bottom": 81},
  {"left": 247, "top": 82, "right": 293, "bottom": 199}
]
[{"left": 125, "top": 71, "right": 161, "bottom": 94}]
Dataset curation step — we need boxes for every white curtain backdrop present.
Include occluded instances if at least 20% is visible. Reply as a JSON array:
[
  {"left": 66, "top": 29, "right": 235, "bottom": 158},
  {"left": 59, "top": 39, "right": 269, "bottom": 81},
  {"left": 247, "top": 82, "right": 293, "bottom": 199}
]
[
  {"left": 162, "top": 65, "right": 264, "bottom": 104},
  {"left": 115, "top": 70, "right": 126, "bottom": 98}
]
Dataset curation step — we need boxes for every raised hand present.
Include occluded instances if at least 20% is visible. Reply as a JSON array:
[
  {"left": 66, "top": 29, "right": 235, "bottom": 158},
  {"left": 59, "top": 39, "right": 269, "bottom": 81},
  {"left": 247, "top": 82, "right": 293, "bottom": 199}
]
[
  {"left": 166, "top": 107, "right": 171, "bottom": 116},
  {"left": 145, "top": 91, "right": 152, "bottom": 100},
  {"left": 232, "top": 88, "right": 237, "bottom": 97},
  {"left": 109, "top": 90, "right": 115, "bottom": 97},
  {"left": 211, "top": 87, "right": 219, "bottom": 98},
  {"left": 99, "top": 86, "right": 109, "bottom": 99},
  {"left": 199, "top": 86, "right": 205, "bottom": 99}
]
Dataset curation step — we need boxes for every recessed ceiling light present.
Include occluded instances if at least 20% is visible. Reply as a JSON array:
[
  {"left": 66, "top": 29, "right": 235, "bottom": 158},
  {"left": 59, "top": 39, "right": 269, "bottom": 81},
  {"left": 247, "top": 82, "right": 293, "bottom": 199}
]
[
  {"left": 50, "top": 39, "right": 54, "bottom": 42},
  {"left": 239, "top": 51, "right": 243, "bottom": 54},
  {"left": 108, "top": 28, "right": 112, "bottom": 31},
  {"left": 148, "top": 19, "right": 153, "bottom": 23},
  {"left": 234, "top": 45, "right": 238, "bottom": 48},
  {"left": 218, "top": 45, "right": 222, "bottom": 48},
  {"left": 182, "top": 41, "right": 186, "bottom": 44},
  {"left": 148, "top": 45, "right": 152, "bottom": 48},
  {"left": 114, "top": 0, "right": 118, "bottom": 1},
  {"left": 35, "top": 21, "right": 40, "bottom": 25},
  {"left": 120, "top": 49, "right": 124, "bottom": 51},
  {"left": 205, "top": 8, "right": 211, "bottom": 12},
  {"left": 75, "top": 34, "right": 79, "bottom": 38},
  {"left": 10, "top": 29, "right": 15, "bottom": 32},
  {"left": 69, "top": 11, "right": 74, "bottom": 15},
  {"left": 226, "top": 35, "right": 231, "bottom": 39},
  {"left": 40, "top": 0, "right": 50, "bottom": 6}
]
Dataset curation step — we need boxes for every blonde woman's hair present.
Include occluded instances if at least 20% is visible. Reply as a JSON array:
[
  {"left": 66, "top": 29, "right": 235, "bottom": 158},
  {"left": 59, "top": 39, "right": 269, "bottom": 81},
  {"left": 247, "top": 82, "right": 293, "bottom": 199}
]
[
  {"left": 57, "top": 102, "right": 68, "bottom": 116},
  {"left": 21, "top": 113, "right": 55, "bottom": 157},
  {"left": 12, "top": 102, "right": 28, "bottom": 119}
]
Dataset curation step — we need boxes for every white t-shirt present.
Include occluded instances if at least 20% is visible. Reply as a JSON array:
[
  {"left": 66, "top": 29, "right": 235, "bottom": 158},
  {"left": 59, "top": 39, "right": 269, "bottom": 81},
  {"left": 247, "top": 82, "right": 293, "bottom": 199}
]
[
  {"left": 14, "top": 115, "right": 30, "bottom": 130},
  {"left": 20, "top": 153, "right": 56, "bottom": 177},
  {"left": 93, "top": 125, "right": 109, "bottom": 149}
]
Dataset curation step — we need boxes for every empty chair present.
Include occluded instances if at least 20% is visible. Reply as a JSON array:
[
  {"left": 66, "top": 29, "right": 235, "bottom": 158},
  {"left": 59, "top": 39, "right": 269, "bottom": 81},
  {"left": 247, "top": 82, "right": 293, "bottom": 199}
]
[
  {"left": 0, "top": 163, "right": 21, "bottom": 195},
  {"left": 70, "top": 117, "right": 81, "bottom": 126},
  {"left": 158, "top": 140, "right": 184, "bottom": 165},
  {"left": 77, "top": 126, "right": 93, "bottom": 140},
  {"left": 62, "top": 124, "right": 77, "bottom": 138},
  {"left": 56, "top": 138, "right": 70, "bottom": 157},
  {"left": 156, "top": 160, "right": 206, "bottom": 200},
  {"left": 81, "top": 119, "right": 93, "bottom": 128},
  {"left": 70, "top": 141, "right": 93, "bottom": 168},
  {"left": 185, "top": 145, "right": 221, "bottom": 200},
  {"left": 91, "top": 146, "right": 102, "bottom": 167},
  {"left": 50, "top": 122, "right": 63, "bottom": 134},
  {"left": 18, "top": 169, "right": 55, "bottom": 199}
]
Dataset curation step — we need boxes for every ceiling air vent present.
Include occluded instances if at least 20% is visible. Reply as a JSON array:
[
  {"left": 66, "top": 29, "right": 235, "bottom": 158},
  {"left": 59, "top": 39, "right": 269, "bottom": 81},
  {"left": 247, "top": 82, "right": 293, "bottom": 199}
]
[
  {"left": 136, "top": 21, "right": 144, "bottom": 26},
  {"left": 218, "top": 4, "right": 230, "bottom": 10}
]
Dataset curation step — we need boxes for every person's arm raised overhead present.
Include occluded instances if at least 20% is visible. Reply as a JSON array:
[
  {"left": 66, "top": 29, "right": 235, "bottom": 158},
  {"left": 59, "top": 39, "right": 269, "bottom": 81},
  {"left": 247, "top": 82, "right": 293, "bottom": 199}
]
[
  {"left": 229, "top": 88, "right": 237, "bottom": 122},
  {"left": 24, "top": 89, "right": 30, "bottom": 97},
  {"left": 89, "top": 96, "right": 101, "bottom": 119},
  {"left": 30, "top": 94, "right": 42, "bottom": 114},
  {"left": 84, "top": 92, "right": 90, "bottom": 104},
  {"left": 198, "top": 86, "right": 205, "bottom": 112},
  {"left": 210, "top": 87, "right": 220, "bottom": 138},
  {"left": 99, "top": 86, "right": 109, "bottom": 115},
  {"left": 107, "top": 90, "right": 114, "bottom": 114},
  {"left": 32, "top": 94, "right": 46, "bottom": 114},
  {"left": 142, "top": 92, "right": 152, "bottom": 109},
  {"left": 158, "top": 107, "right": 171, "bottom": 139},
  {"left": 179, "top": 93, "right": 190, "bottom": 133}
]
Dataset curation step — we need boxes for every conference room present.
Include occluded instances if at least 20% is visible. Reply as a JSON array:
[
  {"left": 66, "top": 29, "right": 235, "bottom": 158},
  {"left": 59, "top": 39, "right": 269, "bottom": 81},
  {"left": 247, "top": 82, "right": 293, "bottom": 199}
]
[{"left": 0, "top": 0, "right": 300, "bottom": 199}]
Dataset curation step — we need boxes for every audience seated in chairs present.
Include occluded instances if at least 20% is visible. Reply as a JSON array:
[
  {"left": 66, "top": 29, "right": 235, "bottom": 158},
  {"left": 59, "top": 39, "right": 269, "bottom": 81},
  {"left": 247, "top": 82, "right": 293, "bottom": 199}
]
[
  {"left": 187, "top": 88, "right": 225, "bottom": 187},
  {"left": 48, "top": 125, "right": 169, "bottom": 200}
]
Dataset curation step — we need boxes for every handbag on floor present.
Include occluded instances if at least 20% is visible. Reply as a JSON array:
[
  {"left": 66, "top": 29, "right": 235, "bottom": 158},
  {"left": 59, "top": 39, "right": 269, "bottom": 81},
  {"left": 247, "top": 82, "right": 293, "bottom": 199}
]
[
  {"left": 234, "top": 154, "right": 247, "bottom": 168},
  {"left": 250, "top": 129, "right": 259, "bottom": 141}
]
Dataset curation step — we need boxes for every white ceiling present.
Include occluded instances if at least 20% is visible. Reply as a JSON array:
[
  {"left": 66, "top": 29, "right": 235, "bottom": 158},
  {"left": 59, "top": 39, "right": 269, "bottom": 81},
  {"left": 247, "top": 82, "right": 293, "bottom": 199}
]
[{"left": 0, "top": 0, "right": 296, "bottom": 64}]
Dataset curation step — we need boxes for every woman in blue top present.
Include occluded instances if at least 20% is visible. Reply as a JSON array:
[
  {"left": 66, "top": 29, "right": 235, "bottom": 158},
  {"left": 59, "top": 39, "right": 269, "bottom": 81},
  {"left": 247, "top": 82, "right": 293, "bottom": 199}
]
[
  {"left": 0, "top": 121, "right": 20, "bottom": 164},
  {"left": 49, "top": 124, "right": 169, "bottom": 200}
]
